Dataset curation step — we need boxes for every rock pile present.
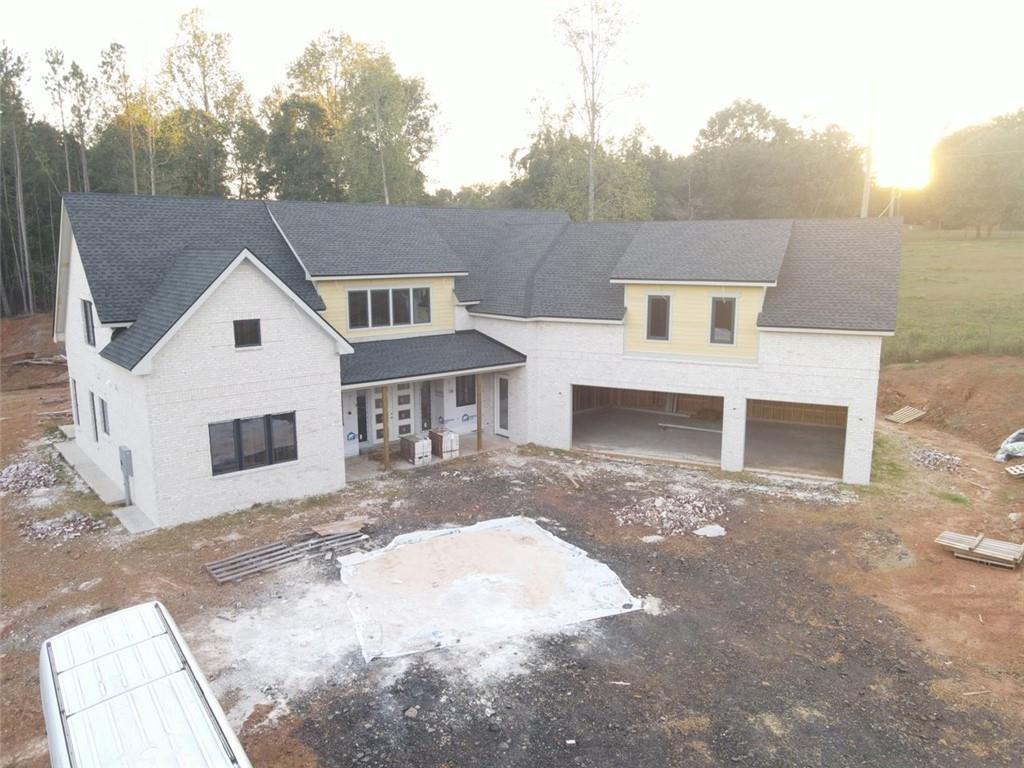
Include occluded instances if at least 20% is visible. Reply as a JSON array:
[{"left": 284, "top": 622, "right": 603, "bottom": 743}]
[
  {"left": 0, "top": 453, "right": 58, "bottom": 493},
  {"left": 20, "top": 511, "right": 105, "bottom": 542},
  {"left": 910, "top": 447, "right": 962, "bottom": 473},
  {"left": 615, "top": 493, "right": 727, "bottom": 536}
]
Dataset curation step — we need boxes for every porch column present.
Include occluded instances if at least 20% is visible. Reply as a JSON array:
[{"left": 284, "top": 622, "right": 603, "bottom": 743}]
[
  {"left": 720, "top": 393, "right": 746, "bottom": 472},
  {"left": 381, "top": 384, "right": 391, "bottom": 470},
  {"left": 475, "top": 374, "right": 483, "bottom": 451}
]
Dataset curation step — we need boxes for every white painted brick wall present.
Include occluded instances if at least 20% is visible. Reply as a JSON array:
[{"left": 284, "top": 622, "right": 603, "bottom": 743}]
[
  {"left": 63, "top": 238, "right": 157, "bottom": 513},
  {"left": 142, "top": 260, "right": 346, "bottom": 526},
  {"left": 470, "top": 316, "right": 883, "bottom": 484}
]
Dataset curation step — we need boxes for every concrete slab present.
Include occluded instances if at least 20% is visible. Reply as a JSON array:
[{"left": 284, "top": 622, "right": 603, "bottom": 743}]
[
  {"left": 114, "top": 505, "right": 158, "bottom": 534},
  {"left": 59, "top": 424, "right": 76, "bottom": 439},
  {"left": 54, "top": 440, "right": 125, "bottom": 505},
  {"left": 745, "top": 420, "right": 845, "bottom": 479},
  {"left": 573, "top": 408, "right": 722, "bottom": 465},
  {"left": 338, "top": 517, "right": 641, "bottom": 661}
]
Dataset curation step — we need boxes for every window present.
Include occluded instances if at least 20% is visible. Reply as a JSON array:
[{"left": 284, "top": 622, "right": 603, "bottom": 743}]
[
  {"left": 371, "top": 289, "right": 391, "bottom": 326},
  {"left": 81, "top": 300, "right": 95, "bottom": 347},
  {"left": 647, "top": 295, "right": 670, "bottom": 340},
  {"left": 455, "top": 374, "right": 476, "bottom": 407},
  {"left": 88, "top": 392, "right": 98, "bottom": 441},
  {"left": 208, "top": 412, "right": 297, "bottom": 476},
  {"left": 710, "top": 297, "right": 736, "bottom": 345},
  {"left": 413, "top": 287, "right": 431, "bottom": 324},
  {"left": 233, "top": 319, "right": 261, "bottom": 348},
  {"left": 349, "top": 291, "right": 369, "bottom": 329},
  {"left": 70, "top": 379, "right": 79, "bottom": 426},
  {"left": 99, "top": 398, "right": 110, "bottom": 435},
  {"left": 391, "top": 288, "right": 411, "bottom": 325},
  {"left": 346, "top": 287, "right": 432, "bottom": 330}
]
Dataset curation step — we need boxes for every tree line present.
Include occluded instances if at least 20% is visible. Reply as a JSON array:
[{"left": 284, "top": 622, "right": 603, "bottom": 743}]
[{"left": 2, "top": 3, "right": 1021, "bottom": 317}]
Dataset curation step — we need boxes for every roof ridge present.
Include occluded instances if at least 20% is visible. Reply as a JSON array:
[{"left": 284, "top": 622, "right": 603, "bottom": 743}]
[{"left": 521, "top": 222, "right": 571, "bottom": 316}]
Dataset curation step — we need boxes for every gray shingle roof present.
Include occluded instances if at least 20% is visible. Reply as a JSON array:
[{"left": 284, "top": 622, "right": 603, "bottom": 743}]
[
  {"left": 267, "top": 201, "right": 465, "bottom": 277},
  {"left": 63, "top": 193, "right": 323, "bottom": 324},
  {"left": 341, "top": 330, "right": 526, "bottom": 386},
  {"left": 758, "top": 219, "right": 902, "bottom": 332},
  {"left": 612, "top": 220, "right": 793, "bottom": 283},
  {"left": 100, "top": 249, "right": 240, "bottom": 370}
]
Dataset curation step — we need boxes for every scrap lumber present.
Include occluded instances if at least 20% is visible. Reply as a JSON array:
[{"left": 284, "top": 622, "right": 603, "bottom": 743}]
[
  {"left": 1006, "top": 464, "right": 1024, "bottom": 478},
  {"left": 885, "top": 406, "right": 926, "bottom": 424},
  {"left": 934, "top": 531, "right": 1024, "bottom": 569},
  {"left": 658, "top": 422, "right": 723, "bottom": 434},
  {"left": 206, "top": 528, "right": 368, "bottom": 583},
  {"left": 311, "top": 516, "right": 375, "bottom": 537}
]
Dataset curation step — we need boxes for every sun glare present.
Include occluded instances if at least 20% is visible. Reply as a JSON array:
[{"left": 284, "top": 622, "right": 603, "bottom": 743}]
[{"left": 873, "top": 143, "right": 932, "bottom": 190}]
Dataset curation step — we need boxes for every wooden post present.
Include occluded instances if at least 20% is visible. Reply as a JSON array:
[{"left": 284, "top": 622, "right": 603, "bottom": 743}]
[
  {"left": 475, "top": 374, "right": 483, "bottom": 452},
  {"left": 381, "top": 385, "right": 390, "bottom": 470}
]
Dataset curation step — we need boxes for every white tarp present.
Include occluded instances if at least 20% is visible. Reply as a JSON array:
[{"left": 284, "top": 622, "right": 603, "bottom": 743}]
[{"left": 337, "top": 516, "right": 641, "bottom": 661}]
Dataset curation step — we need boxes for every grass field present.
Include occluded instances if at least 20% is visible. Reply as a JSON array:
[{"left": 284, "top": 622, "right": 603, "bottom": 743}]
[{"left": 882, "top": 227, "right": 1024, "bottom": 363}]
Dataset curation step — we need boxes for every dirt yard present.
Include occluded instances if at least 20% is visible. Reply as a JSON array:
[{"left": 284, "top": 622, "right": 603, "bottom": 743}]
[{"left": 1, "top": 313, "right": 1022, "bottom": 766}]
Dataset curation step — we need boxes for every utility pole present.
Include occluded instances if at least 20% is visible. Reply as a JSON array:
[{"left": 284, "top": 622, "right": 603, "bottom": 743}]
[{"left": 860, "top": 83, "right": 876, "bottom": 218}]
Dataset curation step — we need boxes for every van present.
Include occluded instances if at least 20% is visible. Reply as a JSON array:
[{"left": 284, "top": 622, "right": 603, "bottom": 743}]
[{"left": 39, "top": 601, "right": 252, "bottom": 767}]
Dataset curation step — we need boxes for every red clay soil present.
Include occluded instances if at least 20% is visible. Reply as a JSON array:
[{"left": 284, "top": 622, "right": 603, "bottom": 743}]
[
  {"left": 0, "top": 314, "right": 67, "bottom": 393},
  {"left": 878, "top": 355, "right": 1024, "bottom": 452}
]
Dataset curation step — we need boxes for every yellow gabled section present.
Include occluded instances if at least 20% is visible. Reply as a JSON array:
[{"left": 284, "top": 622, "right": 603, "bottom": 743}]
[
  {"left": 623, "top": 283, "right": 765, "bottom": 360},
  {"left": 316, "top": 276, "right": 455, "bottom": 339}
]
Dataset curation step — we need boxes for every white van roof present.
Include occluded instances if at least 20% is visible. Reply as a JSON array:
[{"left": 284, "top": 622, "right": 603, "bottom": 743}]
[{"left": 41, "top": 602, "right": 249, "bottom": 768}]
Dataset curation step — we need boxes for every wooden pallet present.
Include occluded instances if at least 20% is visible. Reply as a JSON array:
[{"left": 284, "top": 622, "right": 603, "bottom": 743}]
[
  {"left": 885, "top": 406, "right": 926, "bottom": 424},
  {"left": 1006, "top": 463, "right": 1024, "bottom": 478},
  {"left": 934, "top": 531, "right": 1024, "bottom": 569},
  {"left": 206, "top": 530, "right": 368, "bottom": 583}
]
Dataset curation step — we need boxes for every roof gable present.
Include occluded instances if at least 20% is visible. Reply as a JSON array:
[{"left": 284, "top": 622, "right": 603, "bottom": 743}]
[
  {"left": 100, "top": 249, "right": 351, "bottom": 373},
  {"left": 63, "top": 193, "right": 324, "bottom": 324}
]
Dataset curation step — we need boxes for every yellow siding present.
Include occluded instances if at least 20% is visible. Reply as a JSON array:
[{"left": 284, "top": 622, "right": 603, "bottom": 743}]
[
  {"left": 623, "top": 283, "right": 765, "bottom": 360},
  {"left": 316, "top": 276, "right": 456, "bottom": 339}
]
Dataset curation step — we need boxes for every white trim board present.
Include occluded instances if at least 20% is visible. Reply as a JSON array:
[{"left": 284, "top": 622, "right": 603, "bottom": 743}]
[
  {"left": 609, "top": 278, "right": 776, "bottom": 287},
  {"left": 340, "top": 361, "right": 525, "bottom": 391},
  {"left": 313, "top": 272, "right": 468, "bottom": 281},
  {"left": 468, "top": 311, "right": 623, "bottom": 325},
  {"left": 758, "top": 326, "right": 894, "bottom": 337},
  {"left": 132, "top": 249, "right": 354, "bottom": 375}
]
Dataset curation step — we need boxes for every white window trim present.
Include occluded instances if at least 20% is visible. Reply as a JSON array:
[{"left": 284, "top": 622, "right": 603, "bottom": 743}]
[
  {"left": 645, "top": 292, "right": 672, "bottom": 342},
  {"left": 348, "top": 285, "right": 432, "bottom": 330},
  {"left": 708, "top": 295, "right": 739, "bottom": 347}
]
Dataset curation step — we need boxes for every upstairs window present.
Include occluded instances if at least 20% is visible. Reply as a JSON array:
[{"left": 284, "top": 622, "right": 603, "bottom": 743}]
[
  {"left": 646, "top": 295, "right": 670, "bottom": 341},
  {"left": 81, "top": 300, "right": 96, "bottom": 347},
  {"left": 209, "top": 412, "right": 297, "bottom": 476},
  {"left": 233, "top": 319, "right": 261, "bottom": 348},
  {"left": 455, "top": 374, "right": 476, "bottom": 407},
  {"left": 710, "top": 297, "right": 736, "bottom": 344},
  {"left": 348, "top": 287, "right": 432, "bottom": 330}
]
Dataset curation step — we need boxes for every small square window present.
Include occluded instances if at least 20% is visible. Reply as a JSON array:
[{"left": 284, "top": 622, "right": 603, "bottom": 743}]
[
  {"left": 233, "top": 319, "right": 261, "bottom": 348},
  {"left": 376, "top": 428, "right": 384, "bottom": 440},
  {"left": 398, "top": 394, "right": 411, "bottom": 405},
  {"left": 398, "top": 424, "right": 412, "bottom": 435},
  {"left": 398, "top": 409, "right": 411, "bottom": 420}
]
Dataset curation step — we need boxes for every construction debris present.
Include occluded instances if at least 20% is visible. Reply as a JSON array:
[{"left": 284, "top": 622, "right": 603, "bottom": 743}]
[
  {"left": 20, "top": 511, "right": 105, "bottom": 542},
  {"left": 206, "top": 523, "right": 370, "bottom": 583},
  {"left": 885, "top": 406, "right": 926, "bottom": 424},
  {"left": 910, "top": 447, "right": 962, "bottom": 473},
  {"left": 934, "top": 531, "right": 1024, "bottom": 569},
  {"left": 615, "top": 493, "right": 727, "bottom": 536},
  {"left": 693, "top": 524, "right": 726, "bottom": 538},
  {"left": 0, "top": 453, "right": 59, "bottom": 493},
  {"left": 11, "top": 354, "right": 66, "bottom": 366},
  {"left": 1006, "top": 464, "right": 1024, "bottom": 478},
  {"left": 993, "top": 428, "right": 1024, "bottom": 462},
  {"left": 311, "top": 516, "right": 375, "bottom": 537}
]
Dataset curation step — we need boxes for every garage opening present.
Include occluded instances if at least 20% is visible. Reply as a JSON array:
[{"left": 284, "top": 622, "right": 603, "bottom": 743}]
[
  {"left": 572, "top": 386, "right": 724, "bottom": 465},
  {"left": 745, "top": 399, "right": 847, "bottom": 479}
]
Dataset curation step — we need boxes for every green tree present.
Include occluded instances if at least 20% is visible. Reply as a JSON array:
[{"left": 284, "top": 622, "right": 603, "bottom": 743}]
[
  {"left": 163, "top": 8, "right": 246, "bottom": 194},
  {"left": 67, "top": 62, "right": 98, "bottom": 191},
  {"left": 929, "top": 110, "right": 1024, "bottom": 236},
  {"left": 99, "top": 43, "right": 139, "bottom": 194},
  {"left": 263, "top": 96, "right": 341, "bottom": 201}
]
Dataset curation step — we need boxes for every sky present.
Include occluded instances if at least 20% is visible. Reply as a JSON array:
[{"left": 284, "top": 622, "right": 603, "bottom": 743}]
[{"left": 7, "top": 0, "right": 1023, "bottom": 191}]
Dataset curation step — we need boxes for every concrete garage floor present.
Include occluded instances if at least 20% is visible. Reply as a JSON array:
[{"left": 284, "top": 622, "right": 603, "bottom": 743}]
[{"left": 573, "top": 407, "right": 845, "bottom": 479}]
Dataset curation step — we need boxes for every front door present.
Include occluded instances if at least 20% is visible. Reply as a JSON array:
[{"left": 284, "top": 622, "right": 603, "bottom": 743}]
[{"left": 495, "top": 376, "right": 510, "bottom": 437}]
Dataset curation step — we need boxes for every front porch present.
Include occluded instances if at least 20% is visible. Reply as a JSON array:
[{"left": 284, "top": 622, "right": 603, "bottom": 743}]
[{"left": 345, "top": 431, "right": 513, "bottom": 481}]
